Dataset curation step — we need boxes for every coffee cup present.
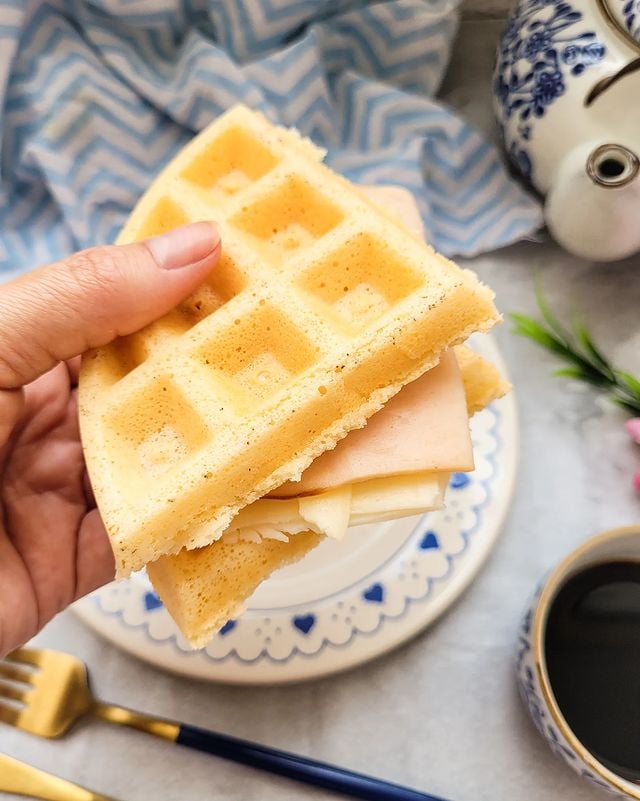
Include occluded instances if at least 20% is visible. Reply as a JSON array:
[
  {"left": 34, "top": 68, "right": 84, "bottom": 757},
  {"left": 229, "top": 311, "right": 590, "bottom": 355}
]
[{"left": 517, "top": 525, "right": 640, "bottom": 798}]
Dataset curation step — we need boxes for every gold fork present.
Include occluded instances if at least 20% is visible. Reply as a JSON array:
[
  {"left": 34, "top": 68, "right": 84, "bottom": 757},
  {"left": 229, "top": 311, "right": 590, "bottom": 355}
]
[
  {"left": 0, "top": 753, "right": 118, "bottom": 800},
  {"left": 0, "top": 647, "right": 449, "bottom": 801},
  {"left": 0, "top": 648, "right": 176, "bottom": 740}
]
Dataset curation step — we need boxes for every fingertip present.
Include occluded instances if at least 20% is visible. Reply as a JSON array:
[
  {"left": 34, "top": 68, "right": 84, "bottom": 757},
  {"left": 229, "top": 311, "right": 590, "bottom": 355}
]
[{"left": 144, "top": 221, "right": 221, "bottom": 271}]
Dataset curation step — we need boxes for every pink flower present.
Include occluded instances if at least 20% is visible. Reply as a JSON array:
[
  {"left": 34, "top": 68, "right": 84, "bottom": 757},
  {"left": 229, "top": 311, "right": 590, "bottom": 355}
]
[
  {"left": 626, "top": 418, "right": 640, "bottom": 444},
  {"left": 627, "top": 419, "right": 640, "bottom": 492}
]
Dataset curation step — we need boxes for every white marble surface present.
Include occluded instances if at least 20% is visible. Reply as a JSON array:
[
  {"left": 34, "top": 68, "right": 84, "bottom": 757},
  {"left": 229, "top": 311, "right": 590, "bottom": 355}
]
[{"left": 3, "top": 18, "right": 640, "bottom": 801}]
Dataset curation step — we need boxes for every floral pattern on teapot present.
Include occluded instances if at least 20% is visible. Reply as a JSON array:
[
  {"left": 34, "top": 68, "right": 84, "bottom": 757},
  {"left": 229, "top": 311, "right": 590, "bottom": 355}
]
[
  {"left": 494, "top": 0, "right": 606, "bottom": 179},
  {"left": 613, "top": 0, "right": 640, "bottom": 41}
]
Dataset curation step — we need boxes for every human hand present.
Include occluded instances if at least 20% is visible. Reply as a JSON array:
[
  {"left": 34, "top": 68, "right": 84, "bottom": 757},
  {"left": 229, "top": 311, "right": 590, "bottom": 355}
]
[{"left": 0, "top": 222, "right": 220, "bottom": 656}]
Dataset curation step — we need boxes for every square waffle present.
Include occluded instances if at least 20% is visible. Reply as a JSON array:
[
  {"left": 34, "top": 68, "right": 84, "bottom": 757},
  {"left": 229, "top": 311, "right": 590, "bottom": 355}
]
[{"left": 79, "top": 105, "right": 499, "bottom": 576}]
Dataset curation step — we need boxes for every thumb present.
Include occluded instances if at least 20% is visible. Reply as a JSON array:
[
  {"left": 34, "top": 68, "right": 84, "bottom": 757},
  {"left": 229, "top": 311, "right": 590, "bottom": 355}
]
[{"left": 0, "top": 222, "right": 220, "bottom": 389}]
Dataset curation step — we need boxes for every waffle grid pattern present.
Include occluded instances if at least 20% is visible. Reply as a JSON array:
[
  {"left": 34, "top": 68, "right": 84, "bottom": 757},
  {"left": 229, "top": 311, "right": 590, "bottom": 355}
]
[{"left": 80, "top": 106, "right": 498, "bottom": 576}]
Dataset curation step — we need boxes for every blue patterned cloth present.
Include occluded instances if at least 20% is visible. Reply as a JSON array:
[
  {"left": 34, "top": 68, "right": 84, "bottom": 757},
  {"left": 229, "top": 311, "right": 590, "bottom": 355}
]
[{"left": 0, "top": 0, "right": 542, "bottom": 278}]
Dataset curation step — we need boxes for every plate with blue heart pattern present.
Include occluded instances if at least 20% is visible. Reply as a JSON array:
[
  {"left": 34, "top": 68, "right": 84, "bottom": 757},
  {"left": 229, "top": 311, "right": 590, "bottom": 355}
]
[{"left": 73, "top": 336, "right": 517, "bottom": 684}]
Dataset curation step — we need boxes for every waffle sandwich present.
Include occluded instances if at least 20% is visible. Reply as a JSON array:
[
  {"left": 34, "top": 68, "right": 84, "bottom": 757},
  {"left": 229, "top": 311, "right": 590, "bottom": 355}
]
[
  {"left": 149, "top": 344, "right": 508, "bottom": 647},
  {"left": 79, "top": 105, "right": 500, "bottom": 577}
]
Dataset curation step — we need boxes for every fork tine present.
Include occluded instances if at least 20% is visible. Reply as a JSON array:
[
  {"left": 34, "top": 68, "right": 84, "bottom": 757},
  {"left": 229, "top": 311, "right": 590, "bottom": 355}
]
[
  {"left": 0, "top": 661, "right": 33, "bottom": 684},
  {"left": 0, "top": 702, "right": 21, "bottom": 726},
  {"left": 0, "top": 680, "right": 30, "bottom": 704},
  {"left": 6, "top": 647, "right": 42, "bottom": 667}
]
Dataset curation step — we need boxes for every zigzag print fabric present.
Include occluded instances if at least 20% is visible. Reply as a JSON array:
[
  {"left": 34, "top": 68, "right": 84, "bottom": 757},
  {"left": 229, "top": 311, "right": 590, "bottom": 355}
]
[{"left": 0, "top": 0, "right": 542, "bottom": 277}]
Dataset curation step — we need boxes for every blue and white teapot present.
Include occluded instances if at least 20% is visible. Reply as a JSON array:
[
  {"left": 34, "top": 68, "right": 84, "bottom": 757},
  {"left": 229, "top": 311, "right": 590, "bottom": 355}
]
[{"left": 494, "top": 0, "right": 640, "bottom": 261}]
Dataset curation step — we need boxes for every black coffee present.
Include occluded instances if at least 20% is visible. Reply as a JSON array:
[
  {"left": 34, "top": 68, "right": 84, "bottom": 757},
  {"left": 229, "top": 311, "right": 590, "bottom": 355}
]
[{"left": 545, "top": 561, "right": 640, "bottom": 781}]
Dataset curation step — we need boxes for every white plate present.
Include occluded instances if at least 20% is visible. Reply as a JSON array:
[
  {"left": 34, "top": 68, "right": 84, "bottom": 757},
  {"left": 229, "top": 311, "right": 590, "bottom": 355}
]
[{"left": 74, "top": 336, "right": 517, "bottom": 684}]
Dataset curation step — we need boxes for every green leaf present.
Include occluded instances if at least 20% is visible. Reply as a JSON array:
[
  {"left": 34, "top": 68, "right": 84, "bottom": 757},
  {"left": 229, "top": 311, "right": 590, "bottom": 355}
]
[
  {"left": 554, "top": 366, "right": 586, "bottom": 380},
  {"left": 534, "top": 278, "right": 572, "bottom": 344},
  {"left": 510, "top": 312, "right": 546, "bottom": 335},
  {"left": 555, "top": 366, "right": 610, "bottom": 389},
  {"left": 615, "top": 370, "right": 640, "bottom": 398},
  {"left": 511, "top": 287, "right": 640, "bottom": 416},
  {"left": 511, "top": 313, "right": 572, "bottom": 356},
  {"left": 574, "top": 323, "right": 613, "bottom": 374},
  {"left": 610, "top": 394, "right": 640, "bottom": 415}
]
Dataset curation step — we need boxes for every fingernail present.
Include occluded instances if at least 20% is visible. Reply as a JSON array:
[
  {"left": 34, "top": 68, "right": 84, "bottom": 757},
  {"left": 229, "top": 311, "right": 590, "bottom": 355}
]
[{"left": 146, "top": 221, "right": 220, "bottom": 270}]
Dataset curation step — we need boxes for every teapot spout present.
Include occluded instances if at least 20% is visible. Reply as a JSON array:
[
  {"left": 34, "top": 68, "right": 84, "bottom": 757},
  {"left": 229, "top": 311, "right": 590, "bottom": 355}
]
[{"left": 545, "top": 145, "right": 640, "bottom": 261}]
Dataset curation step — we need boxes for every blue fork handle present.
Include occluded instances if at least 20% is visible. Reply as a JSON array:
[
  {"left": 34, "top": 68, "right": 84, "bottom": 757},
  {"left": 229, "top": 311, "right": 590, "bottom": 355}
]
[{"left": 176, "top": 724, "right": 451, "bottom": 801}]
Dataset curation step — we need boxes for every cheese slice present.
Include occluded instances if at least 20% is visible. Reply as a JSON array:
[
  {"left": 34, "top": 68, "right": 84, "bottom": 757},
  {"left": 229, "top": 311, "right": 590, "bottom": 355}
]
[
  {"left": 224, "top": 472, "right": 445, "bottom": 545},
  {"left": 298, "top": 486, "right": 352, "bottom": 541},
  {"left": 350, "top": 471, "right": 449, "bottom": 525}
]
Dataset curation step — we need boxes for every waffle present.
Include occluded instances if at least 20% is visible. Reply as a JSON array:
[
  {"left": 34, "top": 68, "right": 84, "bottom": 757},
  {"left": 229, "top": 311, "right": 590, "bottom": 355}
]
[
  {"left": 454, "top": 345, "right": 511, "bottom": 415},
  {"left": 148, "top": 346, "right": 507, "bottom": 648},
  {"left": 79, "top": 105, "right": 499, "bottom": 576}
]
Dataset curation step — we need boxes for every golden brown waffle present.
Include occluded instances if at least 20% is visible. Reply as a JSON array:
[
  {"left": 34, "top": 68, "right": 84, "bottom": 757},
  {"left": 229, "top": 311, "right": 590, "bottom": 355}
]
[
  {"left": 79, "top": 105, "right": 499, "bottom": 576},
  {"left": 148, "top": 347, "right": 506, "bottom": 648},
  {"left": 149, "top": 531, "right": 324, "bottom": 648},
  {"left": 454, "top": 345, "right": 511, "bottom": 415}
]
